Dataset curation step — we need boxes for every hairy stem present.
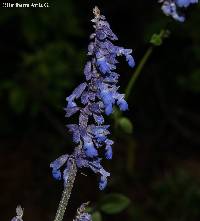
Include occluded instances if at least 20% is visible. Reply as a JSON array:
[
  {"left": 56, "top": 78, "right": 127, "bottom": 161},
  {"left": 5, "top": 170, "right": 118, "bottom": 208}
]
[
  {"left": 53, "top": 159, "right": 77, "bottom": 221},
  {"left": 125, "top": 46, "right": 153, "bottom": 100}
]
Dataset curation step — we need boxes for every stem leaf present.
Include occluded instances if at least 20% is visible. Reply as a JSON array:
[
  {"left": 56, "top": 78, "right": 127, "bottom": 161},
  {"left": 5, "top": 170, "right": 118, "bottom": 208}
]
[{"left": 99, "top": 193, "right": 131, "bottom": 214}]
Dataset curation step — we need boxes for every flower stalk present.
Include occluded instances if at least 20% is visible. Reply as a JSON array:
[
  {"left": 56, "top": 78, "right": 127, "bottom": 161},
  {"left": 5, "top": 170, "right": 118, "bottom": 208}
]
[
  {"left": 53, "top": 158, "right": 77, "bottom": 221},
  {"left": 125, "top": 29, "right": 169, "bottom": 100},
  {"left": 125, "top": 46, "right": 153, "bottom": 100}
]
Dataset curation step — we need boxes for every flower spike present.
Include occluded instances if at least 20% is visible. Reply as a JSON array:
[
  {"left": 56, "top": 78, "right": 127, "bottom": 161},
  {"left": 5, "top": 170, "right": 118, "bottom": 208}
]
[{"left": 50, "top": 6, "right": 135, "bottom": 190}]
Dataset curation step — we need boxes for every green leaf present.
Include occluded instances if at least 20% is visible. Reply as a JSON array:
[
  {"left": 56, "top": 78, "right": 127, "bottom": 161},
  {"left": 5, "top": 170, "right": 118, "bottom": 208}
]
[
  {"left": 150, "top": 34, "right": 162, "bottom": 46},
  {"left": 99, "top": 193, "right": 131, "bottom": 214},
  {"left": 150, "top": 30, "right": 170, "bottom": 46},
  {"left": 92, "top": 211, "right": 102, "bottom": 221},
  {"left": 118, "top": 117, "right": 133, "bottom": 134}
]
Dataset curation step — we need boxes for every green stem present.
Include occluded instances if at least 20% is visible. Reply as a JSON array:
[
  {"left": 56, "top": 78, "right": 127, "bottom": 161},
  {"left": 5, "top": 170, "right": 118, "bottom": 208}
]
[
  {"left": 53, "top": 158, "right": 77, "bottom": 221},
  {"left": 125, "top": 46, "right": 154, "bottom": 100}
]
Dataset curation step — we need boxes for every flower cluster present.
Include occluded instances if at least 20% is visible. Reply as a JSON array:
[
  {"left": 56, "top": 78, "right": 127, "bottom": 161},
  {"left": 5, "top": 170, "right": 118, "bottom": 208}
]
[
  {"left": 159, "top": 0, "right": 198, "bottom": 22},
  {"left": 50, "top": 6, "right": 134, "bottom": 190}
]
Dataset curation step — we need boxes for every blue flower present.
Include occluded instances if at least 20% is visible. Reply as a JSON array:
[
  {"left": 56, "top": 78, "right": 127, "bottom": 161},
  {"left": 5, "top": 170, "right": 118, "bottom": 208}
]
[
  {"left": 98, "top": 167, "right": 110, "bottom": 190},
  {"left": 52, "top": 169, "right": 62, "bottom": 180},
  {"left": 160, "top": 0, "right": 198, "bottom": 21},
  {"left": 50, "top": 154, "right": 69, "bottom": 180},
  {"left": 161, "top": 1, "right": 185, "bottom": 22},
  {"left": 91, "top": 125, "right": 110, "bottom": 142},
  {"left": 74, "top": 203, "right": 92, "bottom": 221},
  {"left": 99, "top": 177, "right": 107, "bottom": 190},
  {"left": 11, "top": 205, "right": 24, "bottom": 221},
  {"left": 126, "top": 54, "right": 135, "bottom": 68},
  {"left": 105, "top": 145, "right": 113, "bottom": 160},
  {"left": 84, "top": 61, "right": 92, "bottom": 80},
  {"left": 116, "top": 94, "right": 129, "bottom": 111},
  {"left": 96, "top": 56, "right": 113, "bottom": 74},
  {"left": 76, "top": 213, "right": 92, "bottom": 221},
  {"left": 83, "top": 136, "right": 98, "bottom": 158},
  {"left": 99, "top": 85, "right": 115, "bottom": 115},
  {"left": 176, "top": 0, "right": 198, "bottom": 7}
]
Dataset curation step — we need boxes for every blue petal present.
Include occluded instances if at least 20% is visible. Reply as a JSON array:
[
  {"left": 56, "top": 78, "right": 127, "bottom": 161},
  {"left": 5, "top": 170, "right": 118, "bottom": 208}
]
[
  {"left": 97, "top": 135, "right": 107, "bottom": 142},
  {"left": 50, "top": 154, "right": 69, "bottom": 170},
  {"left": 172, "top": 13, "right": 185, "bottom": 22},
  {"left": 99, "top": 176, "right": 108, "bottom": 190},
  {"left": 84, "top": 140, "right": 98, "bottom": 158},
  {"left": 67, "top": 99, "right": 77, "bottom": 108},
  {"left": 126, "top": 54, "right": 135, "bottom": 68},
  {"left": 100, "top": 88, "right": 115, "bottom": 115},
  {"left": 176, "top": 0, "right": 198, "bottom": 7},
  {"left": 104, "top": 72, "right": 119, "bottom": 83},
  {"left": 96, "top": 57, "right": 111, "bottom": 74},
  {"left": 52, "top": 169, "right": 62, "bottom": 180},
  {"left": 72, "top": 83, "right": 87, "bottom": 99},
  {"left": 84, "top": 61, "right": 92, "bottom": 80},
  {"left": 78, "top": 213, "right": 92, "bottom": 221},
  {"left": 99, "top": 168, "right": 110, "bottom": 190},
  {"left": 162, "top": 3, "right": 172, "bottom": 15},
  {"left": 176, "top": 0, "right": 190, "bottom": 7},
  {"left": 161, "top": 1, "right": 186, "bottom": 22},
  {"left": 117, "top": 99, "right": 128, "bottom": 111},
  {"left": 105, "top": 104, "right": 113, "bottom": 115},
  {"left": 64, "top": 106, "right": 80, "bottom": 118},
  {"left": 105, "top": 145, "right": 113, "bottom": 160}
]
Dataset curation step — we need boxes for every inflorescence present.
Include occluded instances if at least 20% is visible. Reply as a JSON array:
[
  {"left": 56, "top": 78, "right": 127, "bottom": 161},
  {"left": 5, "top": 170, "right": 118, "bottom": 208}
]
[
  {"left": 50, "top": 6, "right": 135, "bottom": 190},
  {"left": 159, "top": 0, "right": 198, "bottom": 22}
]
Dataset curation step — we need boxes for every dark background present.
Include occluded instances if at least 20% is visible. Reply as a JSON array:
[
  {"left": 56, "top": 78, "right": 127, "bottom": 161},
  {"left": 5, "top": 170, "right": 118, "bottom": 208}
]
[{"left": 0, "top": 0, "right": 200, "bottom": 220}]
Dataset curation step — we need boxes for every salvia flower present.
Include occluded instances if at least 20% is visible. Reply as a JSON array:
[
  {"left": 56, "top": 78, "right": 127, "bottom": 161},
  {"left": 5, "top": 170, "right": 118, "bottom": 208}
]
[
  {"left": 73, "top": 202, "right": 92, "bottom": 221},
  {"left": 11, "top": 205, "right": 24, "bottom": 221},
  {"left": 50, "top": 6, "right": 135, "bottom": 190},
  {"left": 159, "top": 0, "right": 198, "bottom": 22}
]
